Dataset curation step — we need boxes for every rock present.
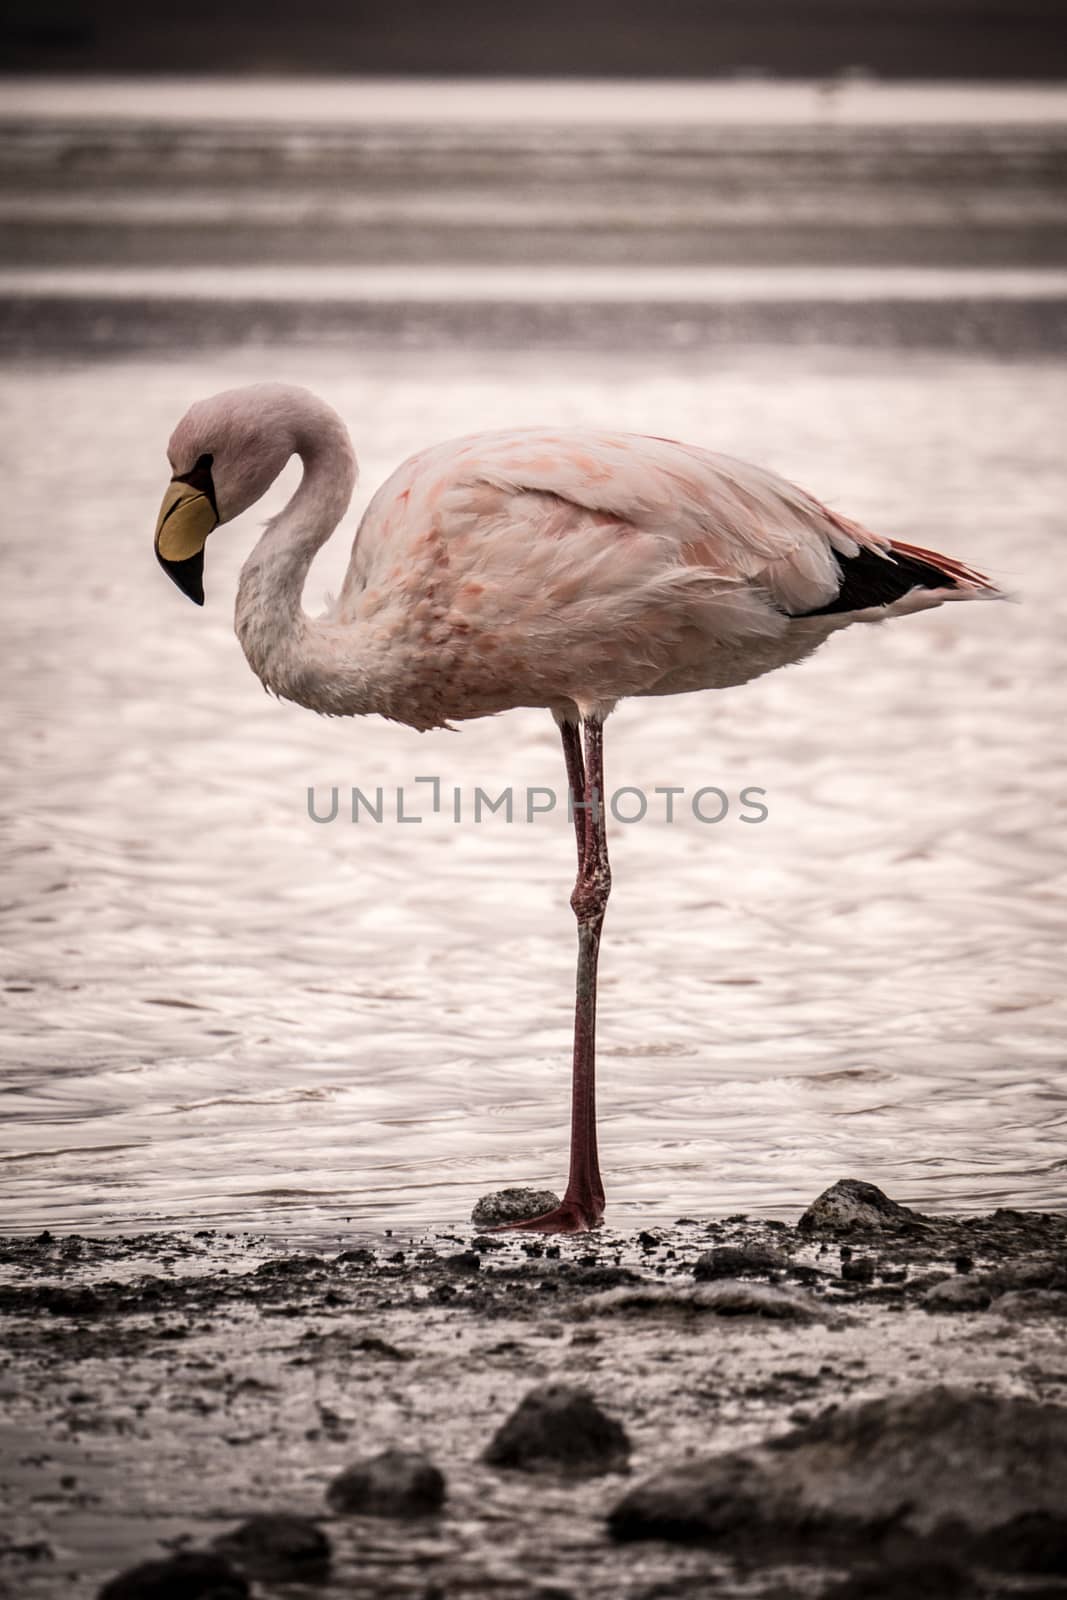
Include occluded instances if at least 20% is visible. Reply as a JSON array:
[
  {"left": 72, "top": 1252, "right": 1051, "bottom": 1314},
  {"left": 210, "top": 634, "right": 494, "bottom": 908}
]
[
  {"left": 581, "top": 1280, "right": 828, "bottom": 1323},
  {"left": 470, "top": 1188, "right": 561, "bottom": 1227},
  {"left": 213, "top": 1513, "right": 331, "bottom": 1580},
  {"left": 695, "top": 1281, "right": 826, "bottom": 1320},
  {"left": 444, "top": 1250, "right": 481, "bottom": 1273},
  {"left": 797, "top": 1180, "right": 930, "bottom": 1236},
  {"left": 10, "top": 1285, "right": 106, "bottom": 1318},
  {"left": 353, "top": 1333, "right": 412, "bottom": 1360},
  {"left": 608, "top": 1387, "right": 1067, "bottom": 1573},
  {"left": 326, "top": 1449, "right": 445, "bottom": 1516},
  {"left": 993, "top": 1289, "right": 1067, "bottom": 1319},
  {"left": 840, "top": 1257, "right": 876, "bottom": 1284},
  {"left": 693, "top": 1244, "right": 787, "bottom": 1280},
  {"left": 484, "top": 1383, "right": 630, "bottom": 1476},
  {"left": 921, "top": 1277, "right": 993, "bottom": 1312},
  {"left": 254, "top": 1255, "right": 325, "bottom": 1277},
  {"left": 820, "top": 1557, "right": 976, "bottom": 1599},
  {"left": 97, "top": 1550, "right": 249, "bottom": 1599}
]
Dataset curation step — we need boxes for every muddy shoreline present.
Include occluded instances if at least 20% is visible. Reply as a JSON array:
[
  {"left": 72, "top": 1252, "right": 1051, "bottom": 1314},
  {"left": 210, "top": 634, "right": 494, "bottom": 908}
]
[{"left": 2, "top": 1182, "right": 1065, "bottom": 1598}]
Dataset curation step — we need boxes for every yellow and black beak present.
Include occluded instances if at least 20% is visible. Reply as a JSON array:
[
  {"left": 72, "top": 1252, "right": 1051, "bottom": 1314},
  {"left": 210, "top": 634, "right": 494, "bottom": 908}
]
[{"left": 153, "top": 470, "right": 218, "bottom": 606}]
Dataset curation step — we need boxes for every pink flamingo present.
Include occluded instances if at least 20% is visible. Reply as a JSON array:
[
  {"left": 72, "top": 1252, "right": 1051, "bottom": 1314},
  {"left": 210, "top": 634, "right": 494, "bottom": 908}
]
[{"left": 153, "top": 383, "right": 1000, "bottom": 1233}]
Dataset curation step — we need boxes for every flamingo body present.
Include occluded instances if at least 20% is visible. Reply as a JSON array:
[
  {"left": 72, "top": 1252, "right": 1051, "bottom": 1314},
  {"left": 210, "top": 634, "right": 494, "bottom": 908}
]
[{"left": 310, "top": 425, "right": 992, "bottom": 729}]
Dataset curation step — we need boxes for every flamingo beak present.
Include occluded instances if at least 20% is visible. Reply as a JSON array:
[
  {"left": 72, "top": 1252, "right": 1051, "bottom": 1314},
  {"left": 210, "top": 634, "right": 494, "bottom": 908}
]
[{"left": 153, "top": 479, "right": 218, "bottom": 605}]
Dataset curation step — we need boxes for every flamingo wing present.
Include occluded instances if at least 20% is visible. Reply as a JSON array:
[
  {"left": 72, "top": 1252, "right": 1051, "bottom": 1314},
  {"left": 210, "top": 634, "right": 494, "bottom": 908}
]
[
  {"left": 457, "top": 429, "right": 997, "bottom": 616},
  {"left": 337, "top": 429, "right": 997, "bottom": 719}
]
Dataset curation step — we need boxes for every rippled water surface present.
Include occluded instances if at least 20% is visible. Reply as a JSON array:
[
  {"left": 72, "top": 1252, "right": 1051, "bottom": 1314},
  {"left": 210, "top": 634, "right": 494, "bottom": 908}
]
[{"left": 2, "top": 344, "right": 1064, "bottom": 1234}]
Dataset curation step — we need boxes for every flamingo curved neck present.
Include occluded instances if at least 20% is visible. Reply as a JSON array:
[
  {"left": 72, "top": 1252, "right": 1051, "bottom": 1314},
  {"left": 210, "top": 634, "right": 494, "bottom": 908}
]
[{"left": 234, "top": 419, "right": 358, "bottom": 713}]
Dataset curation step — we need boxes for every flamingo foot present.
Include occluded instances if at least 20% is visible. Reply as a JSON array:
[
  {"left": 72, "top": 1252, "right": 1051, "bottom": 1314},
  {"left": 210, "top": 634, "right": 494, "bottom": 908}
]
[{"left": 489, "top": 1197, "right": 604, "bottom": 1234}]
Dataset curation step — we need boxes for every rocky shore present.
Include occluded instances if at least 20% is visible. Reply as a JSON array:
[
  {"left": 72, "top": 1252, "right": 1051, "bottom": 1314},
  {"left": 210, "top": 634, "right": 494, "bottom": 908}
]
[{"left": 1, "top": 1180, "right": 1065, "bottom": 1599}]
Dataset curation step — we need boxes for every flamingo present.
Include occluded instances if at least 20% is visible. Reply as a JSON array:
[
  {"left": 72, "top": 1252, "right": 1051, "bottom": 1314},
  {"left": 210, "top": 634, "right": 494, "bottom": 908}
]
[{"left": 152, "top": 382, "right": 1000, "bottom": 1234}]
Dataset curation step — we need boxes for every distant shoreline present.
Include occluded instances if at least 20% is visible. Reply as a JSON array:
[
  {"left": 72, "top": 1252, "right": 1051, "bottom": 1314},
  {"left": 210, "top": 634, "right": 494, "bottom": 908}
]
[{"left": 1, "top": 77, "right": 1066, "bottom": 128}]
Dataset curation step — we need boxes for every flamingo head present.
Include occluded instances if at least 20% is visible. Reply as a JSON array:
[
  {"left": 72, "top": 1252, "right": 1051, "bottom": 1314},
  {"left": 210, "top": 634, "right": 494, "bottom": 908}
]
[{"left": 152, "top": 383, "right": 309, "bottom": 605}]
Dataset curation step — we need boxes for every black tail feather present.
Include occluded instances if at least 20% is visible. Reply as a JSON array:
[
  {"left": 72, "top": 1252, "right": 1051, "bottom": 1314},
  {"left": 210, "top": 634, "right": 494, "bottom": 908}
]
[{"left": 796, "top": 540, "right": 991, "bottom": 618}]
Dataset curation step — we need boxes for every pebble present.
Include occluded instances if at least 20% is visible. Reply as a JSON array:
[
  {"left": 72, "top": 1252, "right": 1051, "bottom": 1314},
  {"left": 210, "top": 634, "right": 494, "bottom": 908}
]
[
  {"left": 921, "top": 1277, "right": 994, "bottom": 1312},
  {"left": 580, "top": 1280, "right": 827, "bottom": 1322},
  {"left": 254, "top": 1256, "right": 325, "bottom": 1277},
  {"left": 820, "top": 1556, "right": 975, "bottom": 1599},
  {"left": 444, "top": 1250, "right": 481, "bottom": 1273},
  {"left": 470, "top": 1188, "right": 561, "bottom": 1227},
  {"left": 992, "top": 1289, "right": 1067, "bottom": 1319},
  {"left": 213, "top": 1513, "right": 331, "bottom": 1580},
  {"left": 693, "top": 1244, "right": 788, "bottom": 1279},
  {"left": 97, "top": 1550, "right": 248, "bottom": 1599},
  {"left": 326, "top": 1449, "right": 446, "bottom": 1516},
  {"left": 484, "top": 1383, "right": 630, "bottom": 1476}
]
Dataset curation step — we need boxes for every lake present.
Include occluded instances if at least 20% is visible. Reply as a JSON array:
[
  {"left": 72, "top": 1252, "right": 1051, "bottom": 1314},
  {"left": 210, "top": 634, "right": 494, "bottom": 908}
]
[{"left": 1, "top": 79, "right": 1064, "bottom": 1235}]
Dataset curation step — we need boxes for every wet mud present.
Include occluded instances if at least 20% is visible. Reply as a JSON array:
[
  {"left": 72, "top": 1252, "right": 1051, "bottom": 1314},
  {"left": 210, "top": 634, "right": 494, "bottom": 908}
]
[{"left": 1, "top": 1182, "right": 1065, "bottom": 1599}]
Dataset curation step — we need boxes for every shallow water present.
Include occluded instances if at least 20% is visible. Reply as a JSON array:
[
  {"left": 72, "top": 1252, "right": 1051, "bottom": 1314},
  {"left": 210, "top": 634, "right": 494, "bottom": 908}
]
[
  {"left": 1, "top": 77, "right": 1065, "bottom": 1232},
  {"left": 2, "top": 341, "right": 1064, "bottom": 1234}
]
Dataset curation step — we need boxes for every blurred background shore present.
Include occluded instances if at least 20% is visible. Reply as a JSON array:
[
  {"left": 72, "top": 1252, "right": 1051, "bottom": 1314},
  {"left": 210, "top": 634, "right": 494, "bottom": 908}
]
[{"left": 1, "top": 79, "right": 1065, "bottom": 354}]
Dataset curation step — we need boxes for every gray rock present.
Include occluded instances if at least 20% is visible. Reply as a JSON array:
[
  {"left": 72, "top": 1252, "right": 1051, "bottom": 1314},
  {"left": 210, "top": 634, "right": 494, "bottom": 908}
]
[
  {"left": 444, "top": 1250, "right": 481, "bottom": 1273},
  {"left": 213, "top": 1513, "right": 331, "bottom": 1580},
  {"left": 470, "top": 1188, "right": 562, "bottom": 1227},
  {"left": 798, "top": 1179, "right": 930, "bottom": 1236},
  {"left": 993, "top": 1289, "right": 1067, "bottom": 1319},
  {"left": 819, "top": 1558, "right": 976, "bottom": 1599},
  {"left": 485, "top": 1383, "right": 630, "bottom": 1476},
  {"left": 254, "top": 1255, "right": 326, "bottom": 1277},
  {"left": 921, "top": 1277, "right": 994, "bottom": 1312},
  {"left": 326, "top": 1449, "right": 445, "bottom": 1517},
  {"left": 98, "top": 1551, "right": 249, "bottom": 1599},
  {"left": 581, "top": 1280, "right": 829, "bottom": 1323},
  {"left": 608, "top": 1386, "right": 1067, "bottom": 1573},
  {"left": 693, "top": 1244, "right": 787, "bottom": 1280}
]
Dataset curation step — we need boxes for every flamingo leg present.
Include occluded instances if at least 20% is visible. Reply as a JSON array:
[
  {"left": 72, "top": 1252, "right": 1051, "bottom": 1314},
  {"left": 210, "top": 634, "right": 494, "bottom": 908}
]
[
  {"left": 493, "top": 715, "right": 610, "bottom": 1234},
  {"left": 559, "top": 715, "right": 588, "bottom": 868}
]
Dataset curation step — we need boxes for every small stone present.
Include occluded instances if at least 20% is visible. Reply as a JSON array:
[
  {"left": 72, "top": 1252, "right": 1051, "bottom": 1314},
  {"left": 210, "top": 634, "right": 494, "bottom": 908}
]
[
  {"left": 444, "top": 1251, "right": 481, "bottom": 1273},
  {"left": 797, "top": 1179, "right": 931, "bottom": 1235},
  {"left": 336, "top": 1247, "right": 374, "bottom": 1266},
  {"left": 993, "top": 1289, "right": 1067, "bottom": 1319},
  {"left": 841, "top": 1258, "right": 875, "bottom": 1284},
  {"left": 97, "top": 1550, "right": 249, "bottom": 1599},
  {"left": 485, "top": 1383, "right": 630, "bottom": 1476},
  {"left": 921, "top": 1277, "right": 993, "bottom": 1312},
  {"left": 820, "top": 1557, "right": 975, "bottom": 1599},
  {"left": 694, "top": 1244, "right": 787, "bottom": 1280},
  {"left": 580, "top": 1280, "right": 828, "bottom": 1323},
  {"left": 326, "top": 1449, "right": 445, "bottom": 1516},
  {"left": 40, "top": 1286, "right": 104, "bottom": 1317},
  {"left": 471, "top": 1188, "right": 561, "bottom": 1227},
  {"left": 954, "top": 1254, "right": 974, "bottom": 1274},
  {"left": 254, "top": 1256, "right": 324, "bottom": 1277},
  {"left": 213, "top": 1514, "right": 331, "bottom": 1581}
]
